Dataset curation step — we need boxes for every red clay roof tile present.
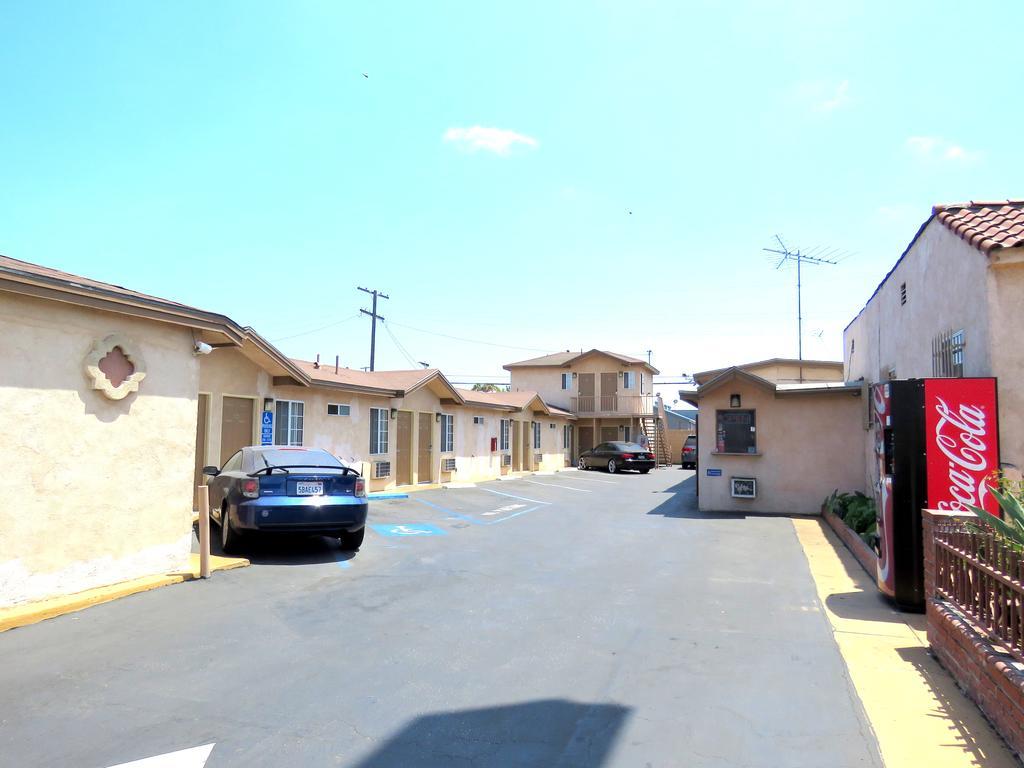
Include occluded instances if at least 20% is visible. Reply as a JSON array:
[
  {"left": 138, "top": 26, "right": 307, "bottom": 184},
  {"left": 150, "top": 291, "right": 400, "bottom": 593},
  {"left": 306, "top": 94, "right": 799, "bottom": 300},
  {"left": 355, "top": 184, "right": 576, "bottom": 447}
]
[{"left": 933, "top": 200, "right": 1024, "bottom": 254}]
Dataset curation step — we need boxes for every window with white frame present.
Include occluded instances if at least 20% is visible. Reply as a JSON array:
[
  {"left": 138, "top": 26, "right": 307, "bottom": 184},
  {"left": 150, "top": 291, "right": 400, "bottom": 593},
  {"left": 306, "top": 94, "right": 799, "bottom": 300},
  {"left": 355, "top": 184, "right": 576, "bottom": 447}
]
[
  {"left": 562, "top": 424, "right": 572, "bottom": 450},
  {"left": 500, "top": 418, "right": 510, "bottom": 450},
  {"left": 623, "top": 371, "right": 635, "bottom": 389},
  {"left": 369, "top": 407, "right": 389, "bottom": 455},
  {"left": 533, "top": 421, "right": 541, "bottom": 449},
  {"left": 561, "top": 373, "right": 571, "bottom": 390},
  {"left": 440, "top": 414, "right": 454, "bottom": 452},
  {"left": 274, "top": 400, "right": 304, "bottom": 445},
  {"left": 327, "top": 403, "right": 350, "bottom": 416}
]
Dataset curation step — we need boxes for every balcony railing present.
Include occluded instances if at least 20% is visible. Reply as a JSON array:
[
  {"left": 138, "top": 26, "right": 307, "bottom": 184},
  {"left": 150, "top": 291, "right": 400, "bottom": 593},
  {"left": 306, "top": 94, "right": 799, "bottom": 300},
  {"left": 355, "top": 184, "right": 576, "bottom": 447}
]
[
  {"left": 933, "top": 518, "right": 1024, "bottom": 664},
  {"left": 570, "top": 394, "right": 654, "bottom": 416}
]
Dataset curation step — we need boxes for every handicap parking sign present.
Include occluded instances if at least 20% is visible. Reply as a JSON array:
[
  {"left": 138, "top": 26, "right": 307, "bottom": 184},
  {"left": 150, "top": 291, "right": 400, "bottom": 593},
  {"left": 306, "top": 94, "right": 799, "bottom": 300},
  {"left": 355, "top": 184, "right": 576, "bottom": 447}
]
[
  {"left": 370, "top": 523, "right": 447, "bottom": 537},
  {"left": 260, "top": 411, "right": 273, "bottom": 445}
]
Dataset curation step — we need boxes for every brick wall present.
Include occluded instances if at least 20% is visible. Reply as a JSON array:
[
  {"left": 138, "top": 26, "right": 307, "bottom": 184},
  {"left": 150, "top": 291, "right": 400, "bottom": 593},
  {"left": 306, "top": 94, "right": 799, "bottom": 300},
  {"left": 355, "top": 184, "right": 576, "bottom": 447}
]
[{"left": 923, "top": 509, "right": 1024, "bottom": 759}]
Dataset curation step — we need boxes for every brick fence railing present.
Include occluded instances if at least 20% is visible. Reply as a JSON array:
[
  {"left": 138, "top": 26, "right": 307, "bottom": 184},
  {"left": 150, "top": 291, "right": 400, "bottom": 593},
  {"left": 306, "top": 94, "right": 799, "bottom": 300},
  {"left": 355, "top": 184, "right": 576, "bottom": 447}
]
[{"left": 923, "top": 509, "right": 1024, "bottom": 758}]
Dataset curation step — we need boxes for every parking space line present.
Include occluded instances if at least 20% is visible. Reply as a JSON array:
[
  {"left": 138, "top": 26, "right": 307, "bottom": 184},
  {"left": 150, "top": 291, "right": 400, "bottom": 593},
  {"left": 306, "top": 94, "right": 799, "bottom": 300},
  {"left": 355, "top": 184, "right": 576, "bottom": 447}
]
[
  {"left": 564, "top": 473, "right": 618, "bottom": 484},
  {"left": 522, "top": 480, "right": 592, "bottom": 493},
  {"left": 412, "top": 496, "right": 543, "bottom": 526},
  {"left": 412, "top": 496, "right": 484, "bottom": 525},
  {"left": 478, "top": 488, "right": 551, "bottom": 505}
]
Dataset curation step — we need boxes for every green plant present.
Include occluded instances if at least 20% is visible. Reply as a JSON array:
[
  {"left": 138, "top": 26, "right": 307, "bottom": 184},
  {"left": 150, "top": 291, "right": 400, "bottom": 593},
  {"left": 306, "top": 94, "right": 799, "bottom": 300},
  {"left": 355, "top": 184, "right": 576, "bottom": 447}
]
[
  {"left": 843, "top": 493, "right": 876, "bottom": 535},
  {"left": 968, "top": 478, "right": 1024, "bottom": 552}
]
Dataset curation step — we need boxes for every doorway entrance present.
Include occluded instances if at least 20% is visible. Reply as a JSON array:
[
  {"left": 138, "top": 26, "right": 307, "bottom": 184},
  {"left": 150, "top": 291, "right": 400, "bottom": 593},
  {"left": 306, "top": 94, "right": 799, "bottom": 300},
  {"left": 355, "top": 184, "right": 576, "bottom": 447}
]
[
  {"left": 220, "top": 396, "right": 254, "bottom": 465},
  {"left": 417, "top": 412, "right": 433, "bottom": 483},
  {"left": 396, "top": 411, "right": 413, "bottom": 486}
]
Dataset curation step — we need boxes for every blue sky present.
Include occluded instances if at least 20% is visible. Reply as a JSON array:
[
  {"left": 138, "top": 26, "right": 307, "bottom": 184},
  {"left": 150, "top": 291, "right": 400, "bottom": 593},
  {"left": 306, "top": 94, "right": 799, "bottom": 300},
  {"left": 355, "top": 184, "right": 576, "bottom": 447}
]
[{"left": 3, "top": 2, "right": 1021, "bottom": 391}]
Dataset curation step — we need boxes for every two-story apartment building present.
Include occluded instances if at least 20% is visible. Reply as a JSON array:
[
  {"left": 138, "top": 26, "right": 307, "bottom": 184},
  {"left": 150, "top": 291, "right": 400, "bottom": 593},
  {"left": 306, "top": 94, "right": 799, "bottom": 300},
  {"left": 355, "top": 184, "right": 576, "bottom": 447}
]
[
  {"left": 504, "top": 349, "right": 661, "bottom": 457},
  {"left": 844, "top": 200, "right": 1024, "bottom": 482}
]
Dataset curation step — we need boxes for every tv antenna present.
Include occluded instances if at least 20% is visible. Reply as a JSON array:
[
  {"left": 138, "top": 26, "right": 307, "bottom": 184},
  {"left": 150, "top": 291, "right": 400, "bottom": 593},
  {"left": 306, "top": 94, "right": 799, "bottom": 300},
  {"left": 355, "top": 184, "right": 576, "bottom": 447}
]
[{"left": 763, "top": 235, "right": 836, "bottom": 382}]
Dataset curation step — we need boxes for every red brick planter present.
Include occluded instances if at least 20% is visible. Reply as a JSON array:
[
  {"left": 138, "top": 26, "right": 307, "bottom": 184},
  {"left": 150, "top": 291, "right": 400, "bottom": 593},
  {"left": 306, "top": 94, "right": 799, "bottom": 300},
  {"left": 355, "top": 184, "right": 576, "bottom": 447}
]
[
  {"left": 822, "top": 507, "right": 878, "bottom": 578},
  {"left": 923, "top": 509, "right": 1024, "bottom": 760}
]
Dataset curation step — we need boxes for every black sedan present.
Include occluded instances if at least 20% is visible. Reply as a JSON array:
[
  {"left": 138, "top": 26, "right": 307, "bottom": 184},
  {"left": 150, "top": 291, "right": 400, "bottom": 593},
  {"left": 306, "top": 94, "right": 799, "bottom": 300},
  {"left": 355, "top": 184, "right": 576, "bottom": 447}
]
[
  {"left": 577, "top": 442, "right": 656, "bottom": 474},
  {"left": 203, "top": 446, "right": 368, "bottom": 553}
]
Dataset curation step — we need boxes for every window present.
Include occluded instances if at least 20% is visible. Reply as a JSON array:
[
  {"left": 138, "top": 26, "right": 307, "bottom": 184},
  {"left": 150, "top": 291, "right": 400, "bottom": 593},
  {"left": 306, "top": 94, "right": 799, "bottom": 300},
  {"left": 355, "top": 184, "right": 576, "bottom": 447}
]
[
  {"left": 932, "top": 329, "right": 965, "bottom": 377},
  {"left": 222, "top": 451, "right": 243, "bottom": 472},
  {"left": 327, "top": 403, "right": 350, "bottom": 416},
  {"left": 562, "top": 424, "right": 572, "bottom": 450},
  {"left": 715, "top": 410, "right": 756, "bottom": 454},
  {"left": 623, "top": 371, "right": 635, "bottom": 389},
  {"left": 274, "top": 400, "right": 304, "bottom": 446},
  {"left": 500, "top": 418, "right": 510, "bottom": 451},
  {"left": 440, "top": 414, "right": 454, "bottom": 452},
  {"left": 473, "top": 416, "right": 485, "bottom": 425},
  {"left": 369, "top": 407, "right": 389, "bottom": 455},
  {"left": 900, "top": 282, "right": 907, "bottom": 306},
  {"left": 561, "top": 373, "right": 571, "bottom": 390},
  {"left": 533, "top": 421, "right": 541, "bottom": 449},
  {"left": 850, "top": 338, "right": 855, "bottom": 354}
]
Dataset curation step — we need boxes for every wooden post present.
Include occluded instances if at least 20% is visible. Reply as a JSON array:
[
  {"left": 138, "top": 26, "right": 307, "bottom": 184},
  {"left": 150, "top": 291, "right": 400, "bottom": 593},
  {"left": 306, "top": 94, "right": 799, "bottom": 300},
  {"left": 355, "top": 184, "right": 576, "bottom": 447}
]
[{"left": 198, "top": 485, "right": 211, "bottom": 578}]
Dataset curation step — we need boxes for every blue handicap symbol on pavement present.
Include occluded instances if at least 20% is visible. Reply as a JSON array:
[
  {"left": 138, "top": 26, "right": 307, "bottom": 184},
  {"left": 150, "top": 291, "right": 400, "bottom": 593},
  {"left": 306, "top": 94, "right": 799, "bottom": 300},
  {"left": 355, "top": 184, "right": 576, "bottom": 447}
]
[{"left": 371, "top": 523, "right": 447, "bottom": 537}]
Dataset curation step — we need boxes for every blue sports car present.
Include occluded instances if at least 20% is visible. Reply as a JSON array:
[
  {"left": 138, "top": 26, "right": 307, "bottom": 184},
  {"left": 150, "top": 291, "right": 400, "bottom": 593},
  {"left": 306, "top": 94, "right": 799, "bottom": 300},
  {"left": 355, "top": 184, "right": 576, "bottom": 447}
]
[{"left": 203, "top": 446, "right": 368, "bottom": 553}]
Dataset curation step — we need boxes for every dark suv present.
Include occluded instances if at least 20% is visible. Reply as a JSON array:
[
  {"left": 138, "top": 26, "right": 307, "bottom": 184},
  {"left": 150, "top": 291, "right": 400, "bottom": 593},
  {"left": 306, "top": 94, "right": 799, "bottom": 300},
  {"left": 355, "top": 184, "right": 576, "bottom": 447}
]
[{"left": 681, "top": 434, "right": 697, "bottom": 469}]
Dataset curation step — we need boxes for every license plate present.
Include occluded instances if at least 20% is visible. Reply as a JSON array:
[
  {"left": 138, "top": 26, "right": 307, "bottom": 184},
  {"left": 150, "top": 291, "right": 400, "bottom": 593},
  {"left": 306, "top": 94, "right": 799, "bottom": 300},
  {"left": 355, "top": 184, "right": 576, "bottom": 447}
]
[{"left": 296, "top": 481, "right": 324, "bottom": 496}]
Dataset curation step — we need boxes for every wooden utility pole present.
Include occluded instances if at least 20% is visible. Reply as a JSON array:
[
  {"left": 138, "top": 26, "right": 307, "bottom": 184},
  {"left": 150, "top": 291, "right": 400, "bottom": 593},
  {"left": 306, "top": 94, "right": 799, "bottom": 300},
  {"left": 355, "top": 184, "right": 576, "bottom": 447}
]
[{"left": 358, "top": 287, "right": 389, "bottom": 372}]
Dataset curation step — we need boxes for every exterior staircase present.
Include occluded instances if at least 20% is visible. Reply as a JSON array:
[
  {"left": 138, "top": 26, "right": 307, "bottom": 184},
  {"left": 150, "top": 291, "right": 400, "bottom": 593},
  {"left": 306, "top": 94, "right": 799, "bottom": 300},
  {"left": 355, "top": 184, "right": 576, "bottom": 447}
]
[{"left": 640, "top": 415, "right": 672, "bottom": 468}]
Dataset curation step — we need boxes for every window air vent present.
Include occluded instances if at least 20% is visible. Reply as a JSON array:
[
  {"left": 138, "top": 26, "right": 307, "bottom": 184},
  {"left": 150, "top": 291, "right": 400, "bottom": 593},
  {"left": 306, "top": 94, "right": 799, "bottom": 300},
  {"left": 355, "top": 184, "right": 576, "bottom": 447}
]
[
  {"left": 443, "top": 458, "right": 457, "bottom": 472},
  {"left": 502, "top": 454, "right": 512, "bottom": 467},
  {"left": 900, "top": 282, "right": 907, "bottom": 306},
  {"left": 534, "top": 453, "right": 543, "bottom": 464},
  {"left": 374, "top": 461, "right": 391, "bottom": 479}
]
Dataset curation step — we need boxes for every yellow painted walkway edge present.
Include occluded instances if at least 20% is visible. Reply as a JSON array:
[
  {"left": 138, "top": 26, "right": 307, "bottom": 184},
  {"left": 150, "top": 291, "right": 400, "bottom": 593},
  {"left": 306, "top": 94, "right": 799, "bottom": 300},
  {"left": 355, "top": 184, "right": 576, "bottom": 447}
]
[
  {"left": 0, "top": 553, "right": 249, "bottom": 633},
  {"left": 792, "top": 517, "right": 1018, "bottom": 768}
]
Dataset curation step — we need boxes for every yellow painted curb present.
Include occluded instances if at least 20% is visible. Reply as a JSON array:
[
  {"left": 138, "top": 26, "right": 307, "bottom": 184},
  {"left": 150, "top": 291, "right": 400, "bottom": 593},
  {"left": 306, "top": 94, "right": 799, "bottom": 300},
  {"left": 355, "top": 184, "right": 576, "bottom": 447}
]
[
  {"left": 792, "top": 517, "right": 1018, "bottom": 768},
  {"left": 0, "top": 554, "right": 249, "bottom": 633}
]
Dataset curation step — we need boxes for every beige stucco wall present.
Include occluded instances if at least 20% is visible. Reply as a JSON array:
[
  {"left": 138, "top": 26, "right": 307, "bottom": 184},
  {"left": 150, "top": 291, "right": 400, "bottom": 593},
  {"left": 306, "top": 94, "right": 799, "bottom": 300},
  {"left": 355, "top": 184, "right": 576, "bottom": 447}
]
[
  {"left": 842, "top": 221, "right": 1013, "bottom": 490},
  {"left": 985, "top": 249, "right": 1024, "bottom": 473},
  {"left": 0, "top": 293, "right": 198, "bottom": 608},
  {"left": 509, "top": 356, "right": 654, "bottom": 413},
  {"left": 696, "top": 382, "right": 865, "bottom": 514},
  {"left": 844, "top": 221, "right": 992, "bottom": 385},
  {"left": 740, "top": 361, "right": 842, "bottom": 384}
]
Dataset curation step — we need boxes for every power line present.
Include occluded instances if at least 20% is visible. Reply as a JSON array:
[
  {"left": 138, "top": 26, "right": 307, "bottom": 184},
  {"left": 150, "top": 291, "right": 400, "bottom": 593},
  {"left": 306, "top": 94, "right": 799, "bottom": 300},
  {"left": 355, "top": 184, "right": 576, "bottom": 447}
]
[
  {"left": 358, "top": 287, "right": 389, "bottom": 372},
  {"left": 385, "top": 320, "right": 558, "bottom": 354},
  {"left": 381, "top": 320, "right": 420, "bottom": 369},
  {"left": 269, "top": 314, "right": 361, "bottom": 342},
  {"left": 763, "top": 234, "right": 838, "bottom": 382}
]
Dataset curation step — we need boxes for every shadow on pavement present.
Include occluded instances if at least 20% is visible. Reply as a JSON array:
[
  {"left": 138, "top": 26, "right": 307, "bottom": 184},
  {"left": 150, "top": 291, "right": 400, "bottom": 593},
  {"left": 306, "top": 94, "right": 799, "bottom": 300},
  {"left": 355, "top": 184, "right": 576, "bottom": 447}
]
[
  {"left": 646, "top": 475, "right": 792, "bottom": 520},
  {"left": 895, "top": 645, "right": 1012, "bottom": 767},
  {"left": 194, "top": 523, "right": 357, "bottom": 566},
  {"left": 824, "top": 590, "right": 909, "bottom": 625},
  {"left": 350, "top": 699, "right": 630, "bottom": 768}
]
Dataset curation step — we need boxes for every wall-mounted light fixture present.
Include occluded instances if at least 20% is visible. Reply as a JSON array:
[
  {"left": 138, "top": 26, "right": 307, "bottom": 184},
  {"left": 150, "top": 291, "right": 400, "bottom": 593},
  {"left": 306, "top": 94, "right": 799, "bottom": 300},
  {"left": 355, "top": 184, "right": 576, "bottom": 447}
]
[
  {"left": 572, "top": 372, "right": 577, "bottom": 380},
  {"left": 263, "top": 397, "right": 274, "bottom": 412},
  {"left": 435, "top": 412, "right": 442, "bottom": 422},
  {"left": 730, "top": 394, "right": 742, "bottom": 408},
  {"left": 390, "top": 408, "right": 398, "bottom": 419}
]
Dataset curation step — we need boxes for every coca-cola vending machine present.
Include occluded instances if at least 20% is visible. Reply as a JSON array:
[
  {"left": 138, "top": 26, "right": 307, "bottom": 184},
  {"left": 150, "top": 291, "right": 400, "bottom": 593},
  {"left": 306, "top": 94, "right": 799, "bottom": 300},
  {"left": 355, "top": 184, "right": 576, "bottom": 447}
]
[{"left": 872, "top": 378, "right": 999, "bottom": 611}]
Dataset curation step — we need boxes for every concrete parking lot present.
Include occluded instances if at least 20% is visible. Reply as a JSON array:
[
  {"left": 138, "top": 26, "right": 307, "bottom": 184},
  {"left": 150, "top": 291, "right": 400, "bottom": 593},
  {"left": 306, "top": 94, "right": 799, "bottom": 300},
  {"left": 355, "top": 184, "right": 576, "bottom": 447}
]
[{"left": 0, "top": 469, "right": 884, "bottom": 767}]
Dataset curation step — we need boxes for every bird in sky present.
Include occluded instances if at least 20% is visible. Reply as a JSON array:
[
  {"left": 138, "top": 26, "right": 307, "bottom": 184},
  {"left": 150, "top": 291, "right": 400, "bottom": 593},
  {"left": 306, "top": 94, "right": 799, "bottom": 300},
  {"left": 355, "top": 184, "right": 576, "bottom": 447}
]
[
  {"left": 362, "top": 72, "right": 369, "bottom": 78},
  {"left": 626, "top": 209, "right": 633, "bottom": 215}
]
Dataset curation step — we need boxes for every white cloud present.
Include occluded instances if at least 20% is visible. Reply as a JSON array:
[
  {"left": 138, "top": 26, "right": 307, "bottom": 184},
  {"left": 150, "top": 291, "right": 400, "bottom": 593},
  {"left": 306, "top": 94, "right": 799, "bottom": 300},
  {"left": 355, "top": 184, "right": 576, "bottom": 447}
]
[
  {"left": 816, "top": 80, "right": 849, "bottom": 112},
  {"left": 443, "top": 125, "right": 538, "bottom": 155},
  {"left": 906, "top": 136, "right": 978, "bottom": 164}
]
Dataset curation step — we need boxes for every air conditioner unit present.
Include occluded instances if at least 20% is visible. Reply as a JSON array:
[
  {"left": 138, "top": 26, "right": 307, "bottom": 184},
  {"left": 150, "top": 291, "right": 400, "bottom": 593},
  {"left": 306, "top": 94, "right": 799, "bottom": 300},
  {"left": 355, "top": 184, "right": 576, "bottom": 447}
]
[
  {"left": 731, "top": 477, "right": 756, "bottom": 499},
  {"left": 443, "top": 458, "right": 457, "bottom": 472},
  {"left": 374, "top": 461, "right": 391, "bottom": 479},
  {"left": 502, "top": 454, "right": 512, "bottom": 467}
]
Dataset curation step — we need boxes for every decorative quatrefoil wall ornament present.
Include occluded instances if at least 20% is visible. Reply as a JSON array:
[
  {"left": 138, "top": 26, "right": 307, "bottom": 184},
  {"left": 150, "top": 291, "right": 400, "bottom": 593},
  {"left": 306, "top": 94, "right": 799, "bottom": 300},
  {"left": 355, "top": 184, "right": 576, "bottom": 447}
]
[{"left": 84, "top": 334, "right": 147, "bottom": 400}]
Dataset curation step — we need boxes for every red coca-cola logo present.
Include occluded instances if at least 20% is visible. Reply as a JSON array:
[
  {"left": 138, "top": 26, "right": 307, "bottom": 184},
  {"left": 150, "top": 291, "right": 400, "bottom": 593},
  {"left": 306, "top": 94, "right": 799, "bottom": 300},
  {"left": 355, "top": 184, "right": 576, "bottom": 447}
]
[{"left": 928, "top": 389, "right": 997, "bottom": 513}]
